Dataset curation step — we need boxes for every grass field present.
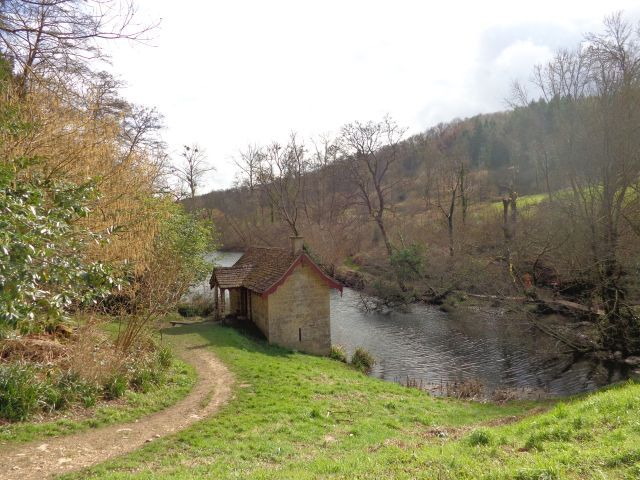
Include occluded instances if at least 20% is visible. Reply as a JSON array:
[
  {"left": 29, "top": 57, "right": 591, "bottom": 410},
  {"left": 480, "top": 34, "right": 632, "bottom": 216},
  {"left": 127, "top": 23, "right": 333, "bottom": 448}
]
[{"left": 61, "top": 324, "right": 640, "bottom": 480}]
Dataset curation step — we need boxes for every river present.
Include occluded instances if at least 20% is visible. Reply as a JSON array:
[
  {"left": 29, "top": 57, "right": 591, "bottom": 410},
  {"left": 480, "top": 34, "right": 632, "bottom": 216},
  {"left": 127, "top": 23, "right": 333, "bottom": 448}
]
[{"left": 203, "top": 251, "right": 629, "bottom": 398}]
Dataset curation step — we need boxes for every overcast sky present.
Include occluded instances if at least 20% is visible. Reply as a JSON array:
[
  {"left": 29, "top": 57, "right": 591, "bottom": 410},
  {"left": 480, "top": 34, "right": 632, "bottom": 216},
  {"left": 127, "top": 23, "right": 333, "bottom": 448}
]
[{"left": 105, "top": 0, "right": 640, "bottom": 192}]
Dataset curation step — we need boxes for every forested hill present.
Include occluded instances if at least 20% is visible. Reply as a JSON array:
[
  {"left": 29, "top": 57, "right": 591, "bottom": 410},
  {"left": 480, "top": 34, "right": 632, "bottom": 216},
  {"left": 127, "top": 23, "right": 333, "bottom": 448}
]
[{"left": 190, "top": 97, "right": 572, "bottom": 248}]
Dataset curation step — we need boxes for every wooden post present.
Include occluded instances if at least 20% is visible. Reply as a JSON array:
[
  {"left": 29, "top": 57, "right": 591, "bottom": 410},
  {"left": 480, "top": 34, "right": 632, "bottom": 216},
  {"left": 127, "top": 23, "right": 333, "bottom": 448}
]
[
  {"left": 220, "top": 288, "right": 226, "bottom": 318},
  {"left": 213, "top": 285, "right": 219, "bottom": 319}
]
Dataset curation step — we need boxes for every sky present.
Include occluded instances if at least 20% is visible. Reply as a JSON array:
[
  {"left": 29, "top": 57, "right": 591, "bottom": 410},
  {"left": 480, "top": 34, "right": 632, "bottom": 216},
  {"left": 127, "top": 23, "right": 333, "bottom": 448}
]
[{"left": 104, "top": 0, "right": 640, "bottom": 192}]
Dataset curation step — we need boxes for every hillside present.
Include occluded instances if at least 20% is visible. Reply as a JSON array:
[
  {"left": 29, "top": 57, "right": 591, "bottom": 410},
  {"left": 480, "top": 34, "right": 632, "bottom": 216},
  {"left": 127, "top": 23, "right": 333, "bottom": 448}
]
[{"left": 190, "top": 98, "right": 639, "bottom": 302}]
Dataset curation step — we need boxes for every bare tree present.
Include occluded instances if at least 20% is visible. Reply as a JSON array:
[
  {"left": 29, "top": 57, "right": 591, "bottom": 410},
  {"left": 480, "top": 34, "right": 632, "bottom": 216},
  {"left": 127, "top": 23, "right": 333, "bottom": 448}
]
[
  {"left": 428, "top": 121, "right": 470, "bottom": 257},
  {"left": 305, "top": 133, "right": 344, "bottom": 225},
  {"left": 434, "top": 161, "right": 460, "bottom": 257},
  {"left": 0, "top": 0, "right": 156, "bottom": 95},
  {"left": 339, "top": 115, "right": 406, "bottom": 259},
  {"left": 172, "top": 144, "right": 215, "bottom": 200},
  {"left": 501, "top": 186, "right": 518, "bottom": 276},
  {"left": 233, "top": 144, "right": 262, "bottom": 193},
  {"left": 256, "top": 134, "right": 307, "bottom": 236}
]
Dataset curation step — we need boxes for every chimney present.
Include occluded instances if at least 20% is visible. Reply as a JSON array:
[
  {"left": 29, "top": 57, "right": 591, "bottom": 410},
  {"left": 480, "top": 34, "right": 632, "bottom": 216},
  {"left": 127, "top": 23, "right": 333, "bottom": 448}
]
[{"left": 290, "top": 235, "right": 304, "bottom": 255}]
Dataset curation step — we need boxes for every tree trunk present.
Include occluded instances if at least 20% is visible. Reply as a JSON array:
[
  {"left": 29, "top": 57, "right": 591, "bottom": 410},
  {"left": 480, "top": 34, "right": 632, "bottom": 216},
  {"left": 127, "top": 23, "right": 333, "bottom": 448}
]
[
  {"left": 460, "top": 164, "right": 468, "bottom": 226},
  {"left": 597, "top": 225, "right": 629, "bottom": 352},
  {"left": 502, "top": 198, "right": 512, "bottom": 274},
  {"left": 447, "top": 215, "right": 454, "bottom": 257},
  {"left": 375, "top": 216, "right": 393, "bottom": 259}
]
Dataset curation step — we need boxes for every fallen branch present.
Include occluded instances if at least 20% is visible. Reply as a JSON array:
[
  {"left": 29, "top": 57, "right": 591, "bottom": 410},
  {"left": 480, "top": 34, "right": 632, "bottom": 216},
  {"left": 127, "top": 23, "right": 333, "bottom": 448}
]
[{"left": 525, "top": 312, "right": 594, "bottom": 353}]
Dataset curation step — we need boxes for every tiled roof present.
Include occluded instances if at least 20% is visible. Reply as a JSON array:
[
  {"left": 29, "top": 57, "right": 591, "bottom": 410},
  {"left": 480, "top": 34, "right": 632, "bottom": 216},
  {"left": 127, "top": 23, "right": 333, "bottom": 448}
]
[
  {"left": 210, "top": 247, "right": 295, "bottom": 293},
  {"left": 209, "top": 246, "right": 342, "bottom": 296},
  {"left": 210, "top": 264, "right": 253, "bottom": 289}
]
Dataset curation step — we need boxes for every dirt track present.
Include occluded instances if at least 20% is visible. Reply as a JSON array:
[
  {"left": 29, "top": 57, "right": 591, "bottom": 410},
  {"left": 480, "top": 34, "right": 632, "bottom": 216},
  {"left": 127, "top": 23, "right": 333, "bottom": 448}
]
[{"left": 0, "top": 338, "right": 233, "bottom": 479}]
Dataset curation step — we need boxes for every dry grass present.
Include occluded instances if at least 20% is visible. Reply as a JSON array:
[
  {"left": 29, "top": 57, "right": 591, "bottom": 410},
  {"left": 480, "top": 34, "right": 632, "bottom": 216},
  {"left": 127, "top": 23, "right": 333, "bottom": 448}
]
[
  {"left": 67, "top": 322, "right": 125, "bottom": 385},
  {"left": 0, "top": 337, "right": 68, "bottom": 364},
  {"left": 0, "top": 319, "right": 159, "bottom": 387}
]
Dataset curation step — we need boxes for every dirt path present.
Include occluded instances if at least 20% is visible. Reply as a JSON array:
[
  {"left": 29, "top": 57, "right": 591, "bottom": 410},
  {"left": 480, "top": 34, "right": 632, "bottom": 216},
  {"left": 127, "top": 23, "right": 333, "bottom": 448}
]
[{"left": 1, "top": 339, "right": 234, "bottom": 480}]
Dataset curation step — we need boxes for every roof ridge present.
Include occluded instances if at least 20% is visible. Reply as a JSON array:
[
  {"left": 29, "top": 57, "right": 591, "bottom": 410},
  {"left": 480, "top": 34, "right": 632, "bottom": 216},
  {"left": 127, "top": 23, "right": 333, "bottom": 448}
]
[{"left": 246, "top": 245, "right": 288, "bottom": 251}]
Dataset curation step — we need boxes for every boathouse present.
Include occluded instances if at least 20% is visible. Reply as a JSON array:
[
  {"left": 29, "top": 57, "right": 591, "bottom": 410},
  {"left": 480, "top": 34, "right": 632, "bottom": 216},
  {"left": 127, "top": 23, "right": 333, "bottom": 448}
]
[{"left": 209, "top": 236, "right": 342, "bottom": 355}]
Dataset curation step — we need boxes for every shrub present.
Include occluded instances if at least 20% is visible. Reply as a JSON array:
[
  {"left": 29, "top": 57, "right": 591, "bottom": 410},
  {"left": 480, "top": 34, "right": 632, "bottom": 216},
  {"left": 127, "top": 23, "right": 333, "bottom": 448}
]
[
  {"left": 329, "top": 345, "right": 347, "bottom": 363},
  {"left": 103, "top": 373, "right": 128, "bottom": 400},
  {"left": 40, "top": 383, "right": 64, "bottom": 411},
  {"left": 367, "top": 279, "right": 414, "bottom": 312},
  {"left": 129, "top": 359, "right": 164, "bottom": 393},
  {"left": 157, "top": 345, "right": 173, "bottom": 369},
  {"left": 177, "top": 304, "right": 198, "bottom": 317},
  {"left": 468, "top": 429, "right": 492, "bottom": 446},
  {"left": 56, "top": 371, "right": 99, "bottom": 408},
  {"left": 177, "top": 301, "right": 213, "bottom": 318},
  {"left": 524, "top": 435, "right": 544, "bottom": 451},
  {"left": 351, "top": 347, "right": 375, "bottom": 373},
  {"left": 0, "top": 161, "right": 124, "bottom": 333},
  {"left": 191, "top": 294, "right": 215, "bottom": 317},
  {"left": 553, "top": 403, "right": 568, "bottom": 419},
  {"left": 0, "top": 325, "right": 175, "bottom": 421},
  {"left": 0, "top": 362, "right": 40, "bottom": 421},
  {"left": 390, "top": 244, "right": 425, "bottom": 282},
  {"left": 129, "top": 368, "right": 154, "bottom": 393}
]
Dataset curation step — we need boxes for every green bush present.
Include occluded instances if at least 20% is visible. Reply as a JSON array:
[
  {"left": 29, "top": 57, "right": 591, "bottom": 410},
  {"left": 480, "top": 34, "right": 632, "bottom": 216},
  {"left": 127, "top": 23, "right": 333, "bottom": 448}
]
[
  {"left": 177, "top": 304, "right": 198, "bottom": 317},
  {"left": 390, "top": 244, "right": 425, "bottom": 282},
  {"left": 153, "top": 203, "right": 219, "bottom": 310},
  {"left": 56, "top": 371, "right": 99, "bottom": 408},
  {"left": 351, "top": 347, "right": 375, "bottom": 373},
  {"left": 177, "top": 300, "right": 213, "bottom": 318},
  {"left": 0, "top": 363, "right": 40, "bottom": 421},
  {"left": 309, "top": 408, "right": 322, "bottom": 419},
  {"left": 0, "top": 332, "right": 175, "bottom": 422},
  {"left": 129, "top": 359, "right": 164, "bottom": 393},
  {"left": 0, "top": 161, "right": 124, "bottom": 333},
  {"left": 524, "top": 435, "right": 545, "bottom": 451},
  {"left": 40, "top": 381, "right": 65, "bottom": 412},
  {"left": 103, "top": 373, "right": 128, "bottom": 400},
  {"left": 157, "top": 345, "right": 173, "bottom": 369},
  {"left": 329, "top": 345, "right": 347, "bottom": 363},
  {"left": 0, "top": 364, "right": 101, "bottom": 420},
  {"left": 130, "top": 368, "right": 154, "bottom": 392},
  {"left": 468, "top": 429, "right": 492, "bottom": 446}
]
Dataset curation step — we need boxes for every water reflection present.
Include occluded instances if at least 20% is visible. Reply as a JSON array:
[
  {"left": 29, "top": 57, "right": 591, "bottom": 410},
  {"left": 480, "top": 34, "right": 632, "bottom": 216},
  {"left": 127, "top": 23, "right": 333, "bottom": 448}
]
[{"left": 331, "top": 289, "right": 628, "bottom": 398}]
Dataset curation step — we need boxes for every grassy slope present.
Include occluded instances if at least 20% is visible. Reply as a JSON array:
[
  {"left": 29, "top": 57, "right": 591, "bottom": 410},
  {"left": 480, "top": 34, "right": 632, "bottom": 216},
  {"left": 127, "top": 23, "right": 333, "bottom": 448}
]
[
  {"left": 0, "top": 359, "right": 196, "bottom": 444},
  {"left": 489, "top": 192, "right": 550, "bottom": 213},
  {"left": 61, "top": 324, "right": 639, "bottom": 479}
]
